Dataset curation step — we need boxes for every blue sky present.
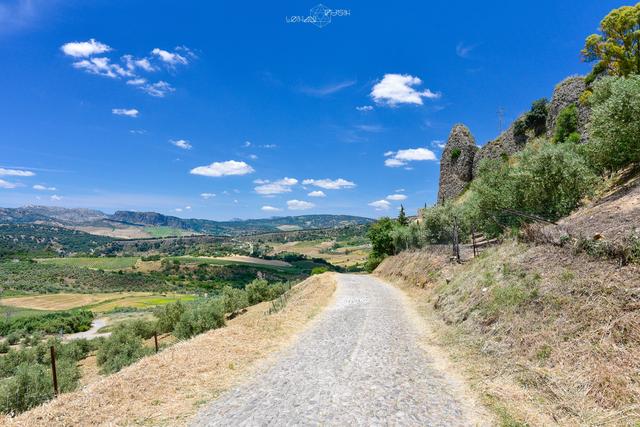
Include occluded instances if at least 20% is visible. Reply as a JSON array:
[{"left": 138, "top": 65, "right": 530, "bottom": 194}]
[{"left": 0, "top": 0, "right": 622, "bottom": 220}]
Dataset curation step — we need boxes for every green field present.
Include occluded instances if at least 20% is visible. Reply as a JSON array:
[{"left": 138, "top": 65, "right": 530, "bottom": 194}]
[
  {"left": 36, "top": 256, "right": 139, "bottom": 270},
  {"left": 170, "top": 256, "right": 293, "bottom": 270},
  {"left": 144, "top": 226, "right": 191, "bottom": 238}
]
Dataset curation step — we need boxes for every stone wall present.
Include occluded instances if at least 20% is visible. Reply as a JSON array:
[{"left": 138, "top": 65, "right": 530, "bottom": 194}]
[{"left": 437, "top": 124, "right": 477, "bottom": 203}]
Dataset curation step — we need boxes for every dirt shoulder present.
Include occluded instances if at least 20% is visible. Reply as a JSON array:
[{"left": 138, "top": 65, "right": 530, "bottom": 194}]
[
  {"left": 375, "top": 242, "right": 640, "bottom": 426},
  {"left": 5, "top": 273, "right": 337, "bottom": 426}
]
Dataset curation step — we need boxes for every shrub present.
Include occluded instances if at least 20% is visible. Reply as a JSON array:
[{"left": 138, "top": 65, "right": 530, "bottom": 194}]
[
  {"left": 421, "top": 204, "right": 453, "bottom": 244},
  {"left": 450, "top": 147, "right": 461, "bottom": 160},
  {"left": 96, "top": 326, "right": 151, "bottom": 374},
  {"left": 364, "top": 253, "right": 385, "bottom": 273},
  {"left": 0, "top": 363, "right": 52, "bottom": 414},
  {"left": 0, "top": 309, "right": 93, "bottom": 336},
  {"left": 513, "top": 118, "right": 527, "bottom": 138},
  {"left": 0, "top": 341, "right": 9, "bottom": 354},
  {"left": 267, "top": 282, "right": 289, "bottom": 300},
  {"left": 173, "top": 299, "right": 225, "bottom": 340},
  {"left": 524, "top": 98, "right": 548, "bottom": 135},
  {"left": 586, "top": 75, "right": 640, "bottom": 172},
  {"left": 221, "top": 286, "right": 249, "bottom": 315},
  {"left": 311, "top": 266, "right": 328, "bottom": 275},
  {"left": 6, "top": 333, "right": 20, "bottom": 346},
  {"left": 125, "top": 319, "right": 156, "bottom": 340},
  {"left": 154, "top": 300, "right": 186, "bottom": 334},
  {"left": 245, "top": 279, "right": 270, "bottom": 305},
  {"left": 553, "top": 104, "right": 578, "bottom": 143}
]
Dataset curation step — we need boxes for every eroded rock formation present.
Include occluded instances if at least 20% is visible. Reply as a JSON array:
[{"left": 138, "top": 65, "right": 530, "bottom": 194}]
[{"left": 437, "top": 124, "right": 477, "bottom": 203}]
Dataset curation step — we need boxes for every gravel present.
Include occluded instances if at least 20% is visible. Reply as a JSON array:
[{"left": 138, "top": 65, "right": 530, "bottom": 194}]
[{"left": 192, "top": 274, "right": 478, "bottom": 426}]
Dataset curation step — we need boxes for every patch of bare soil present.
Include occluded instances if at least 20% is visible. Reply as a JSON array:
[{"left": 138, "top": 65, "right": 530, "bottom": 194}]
[
  {"left": 5, "top": 273, "right": 337, "bottom": 426},
  {"left": 376, "top": 242, "right": 640, "bottom": 426}
]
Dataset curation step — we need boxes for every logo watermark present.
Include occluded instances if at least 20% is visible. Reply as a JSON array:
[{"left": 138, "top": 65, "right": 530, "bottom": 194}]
[{"left": 286, "top": 4, "right": 350, "bottom": 28}]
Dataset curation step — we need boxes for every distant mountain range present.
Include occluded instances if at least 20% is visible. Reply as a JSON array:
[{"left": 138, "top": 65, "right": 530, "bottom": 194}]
[{"left": 0, "top": 206, "right": 373, "bottom": 238}]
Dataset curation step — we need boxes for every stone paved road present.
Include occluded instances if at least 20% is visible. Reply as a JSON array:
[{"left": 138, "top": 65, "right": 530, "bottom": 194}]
[{"left": 192, "top": 274, "right": 480, "bottom": 426}]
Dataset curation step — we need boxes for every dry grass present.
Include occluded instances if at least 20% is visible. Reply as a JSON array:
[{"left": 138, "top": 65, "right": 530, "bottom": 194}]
[
  {"left": 4, "top": 273, "right": 336, "bottom": 426},
  {"left": 376, "top": 242, "right": 640, "bottom": 426},
  {"left": 270, "top": 240, "right": 370, "bottom": 267}
]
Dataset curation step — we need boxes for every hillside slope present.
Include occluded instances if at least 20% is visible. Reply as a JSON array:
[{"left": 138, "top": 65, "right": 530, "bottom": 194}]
[
  {"left": 375, "top": 181, "right": 640, "bottom": 425},
  {"left": 6, "top": 274, "right": 336, "bottom": 426}
]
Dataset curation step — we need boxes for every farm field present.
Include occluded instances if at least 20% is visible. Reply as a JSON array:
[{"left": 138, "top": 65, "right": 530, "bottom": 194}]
[
  {"left": 36, "top": 256, "right": 139, "bottom": 270},
  {"left": 270, "top": 239, "right": 370, "bottom": 268},
  {"left": 144, "top": 226, "right": 195, "bottom": 238},
  {"left": 0, "top": 292, "right": 196, "bottom": 312},
  {"left": 172, "top": 255, "right": 292, "bottom": 269}
]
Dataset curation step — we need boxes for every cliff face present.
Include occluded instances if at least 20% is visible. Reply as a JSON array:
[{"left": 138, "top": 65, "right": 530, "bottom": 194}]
[
  {"left": 437, "top": 75, "right": 591, "bottom": 204},
  {"left": 437, "top": 124, "right": 477, "bottom": 203}
]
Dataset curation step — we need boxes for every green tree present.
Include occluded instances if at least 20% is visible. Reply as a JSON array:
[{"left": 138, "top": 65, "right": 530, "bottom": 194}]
[
  {"left": 524, "top": 98, "right": 548, "bottom": 135},
  {"left": 586, "top": 75, "right": 640, "bottom": 171},
  {"left": 553, "top": 104, "right": 579, "bottom": 143},
  {"left": 582, "top": 3, "right": 640, "bottom": 77},
  {"left": 96, "top": 326, "right": 151, "bottom": 374},
  {"left": 365, "top": 217, "right": 395, "bottom": 271},
  {"left": 397, "top": 205, "right": 408, "bottom": 226}
]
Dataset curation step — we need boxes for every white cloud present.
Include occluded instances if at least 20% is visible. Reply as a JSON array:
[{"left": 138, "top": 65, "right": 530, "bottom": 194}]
[
  {"left": 371, "top": 73, "right": 440, "bottom": 106},
  {"left": 73, "top": 57, "right": 132, "bottom": 78},
  {"left": 261, "top": 205, "right": 282, "bottom": 212},
  {"left": 112, "top": 108, "right": 139, "bottom": 117},
  {"left": 243, "top": 141, "right": 252, "bottom": 147},
  {"left": 255, "top": 177, "right": 298, "bottom": 195},
  {"left": 384, "top": 147, "right": 437, "bottom": 167},
  {"left": 249, "top": 154, "right": 258, "bottom": 160},
  {"left": 456, "top": 42, "right": 477, "bottom": 59},
  {"left": 126, "top": 78, "right": 147, "bottom": 86},
  {"left": 185, "top": 205, "right": 191, "bottom": 210},
  {"left": 33, "top": 184, "right": 56, "bottom": 191},
  {"left": 140, "top": 80, "right": 175, "bottom": 97},
  {"left": 300, "top": 80, "right": 356, "bottom": 96},
  {"left": 175, "top": 208, "right": 183, "bottom": 212},
  {"left": 386, "top": 194, "right": 407, "bottom": 201},
  {"left": 302, "top": 178, "right": 356, "bottom": 190},
  {"left": 0, "top": 179, "right": 18, "bottom": 189},
  {"left": 432, "top": 139, "right": 446, "bottom": 149},
  {"left": 287, "top": 200, "right": 315, "bottom": 211},
  {"left": 152, "top": 48, "right": 188, "bottom": 66},
  {"left": 308, "top": 190, "right": 326, "bottom": 198},
  {"left": 0, "top": 168, "right": 35, "bottom": 177},
  {"left": 200, "top": 193, "right": 215, "bottom": 199},
  {"left": 356, "top": 105, "right": 374, "bottom": 112},
  {"left": 61, "top": 39, "right": 111, "bottom": 58},
  {"left": 122, "top": 55, "right": 156, "bottom": 72},
  {"left": 50, "top": 194, "right": 63, "bottom": 201},
  {"left": 190, "top": 160, "right": 254, "bottom": 177},
  {"left": 170, "top": 139, "right": 192, "bottom": 150},
  {"left": 368, "top": 199, "right": 391, "bottom": 210}
]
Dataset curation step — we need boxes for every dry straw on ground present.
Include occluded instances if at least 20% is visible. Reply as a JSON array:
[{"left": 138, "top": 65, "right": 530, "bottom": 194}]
[{"left": 4, "top": 273, "right": 336, "bottom": 426}]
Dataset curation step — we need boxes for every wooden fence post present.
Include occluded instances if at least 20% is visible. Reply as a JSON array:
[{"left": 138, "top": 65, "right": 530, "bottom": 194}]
[
  {"left": 154, "top": 331, "right": 159, "bottom": 353},
  {"left": 471, "top": 225, "right": 477, "bottom": 258},
  {"left": 50, "top": 346, "right": 59, "bottom": 397}
]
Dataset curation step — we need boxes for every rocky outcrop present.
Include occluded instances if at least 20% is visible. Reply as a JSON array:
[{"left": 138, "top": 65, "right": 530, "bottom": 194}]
[
  {"left": 437, "top": 124, "right": 477, "bottom": 204},
  {"left": 472, "top": 115, "right": 529, "bottom": 177},
  {"left": 546, "top": 76, "right": 590, "bottom": 142}
]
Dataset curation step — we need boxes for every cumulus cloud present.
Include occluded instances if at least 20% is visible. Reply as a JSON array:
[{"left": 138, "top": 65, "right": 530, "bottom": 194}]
[
  {"left": 112, "top": 108, "right": 139, "bottom": 117},
  {"left": 170, "top": 139, "right": 192, "bottom": 150},
  {"left": 122, "top": 55, "right": 156, "bottom": 72},
  {"left": 73, "top": 57, "right": 132, "bottom": 79},
  {"left": 50, "top": 194, "right": 63, "bottom": 201},
  {"left": 140, "top": 81, "right": 175, "bottom": 97},
  {"left": 287, "top": 200, "right": 315, "bottom": 211},
  {"left": 126, "top": 78, "right": 147, "bottom": 86},
  {"left": 61, "top": 39, "right": 111, "bottom": 58},
  {"left": 384, "top": 148, "right": 437, "bottom": 167},
  {"left": 0, "top": 179, "right": 18, "bottom": 189},
  {"left": 356, "top": 105, "right": 374, "bottom": 112},
  {"left": 368, "top": 199, "right": 391, "bottom": 210},
  {"left": 371, "top": 74, "right": 440, "bottom": 106},
  {"left": 151, "top": 47, "right": 190, "bottom": 66},
  {"left": 200, "top": 193, "right": 215, "bottom": 199},
  {"left": 308, "top": 190, "right": 326, "bottom": 198},
  {"left": 33, "top": 184, "right": 56, "bottom": 191},
  {"left": 302, "top": 178, "right": 356, "bottom": 190},
  {"left": 386, "top": 194, "right": 407, "bottom": 201},
  {"left": 190, "top": 160, "right": 254, "bottom": 177},
  {"left": 0, "top": 168, "right": 35, "bottom": 177},
  {"left": 255, "top": 177, "right": 298, "bottom": 196},
  {"left": 261, "top": 205, "right": 282, "bottom": 212}
]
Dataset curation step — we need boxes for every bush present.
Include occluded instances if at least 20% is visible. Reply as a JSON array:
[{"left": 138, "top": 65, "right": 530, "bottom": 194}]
[
  {"left": 513, "top": 118, "right": 527, "bottom": 138},
  {"left": 524, "top": 98, "right": 548, "bottom": 135},
  {"left": 245, "top": 279, "right": 270, "bottom": 305},
  {"left": 553, "top": 104, "right": 578, "bottom": 143},
  {"left": 587, "top": 75, "right": 640, "bottom": 172},
  {"left": 311, "top": 266, "right": 329, "bottom": 275},
  {"left": 221, "top": 286, "right": 249, "bottom": 315},
  {"left": 173, "top": 299, "right": 225, "bottom": 340},
  {"left": 267, "top": 282, "right": 289, "bottom": 300},
  {"left": 0, "top": 363, "right": 52, "bottom": 414},
  {"left": 154, "top": 300, "right": 186, "bottom": 334},
  {"left": 0, "top": 341, "right": 9, "bottom": 354},
  {"left": 96, "top": 326, "right": 152, "bottom": 374},
  {"left": 0, "top": 310, "right": 93, "bottom": 336},
  {"left": 6, "top": 333, "right": 20, "bottom": 346},
  {"left": 364, "top": 253, "right": 385, "bottom": 273},
  {"left": 450, "top": 147, "right": 461, "bottom": 160}
]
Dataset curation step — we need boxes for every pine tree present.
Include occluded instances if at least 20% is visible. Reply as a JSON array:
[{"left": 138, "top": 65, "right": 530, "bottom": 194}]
[{"left": 397, "top": 204, "right": 408, "bottom": 226}]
